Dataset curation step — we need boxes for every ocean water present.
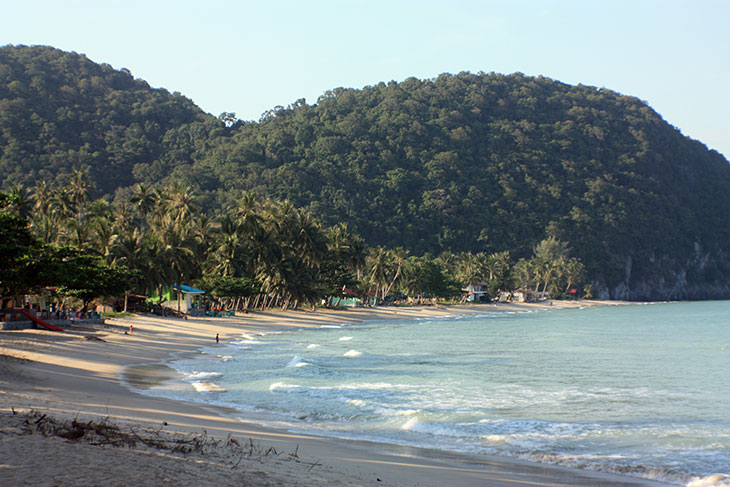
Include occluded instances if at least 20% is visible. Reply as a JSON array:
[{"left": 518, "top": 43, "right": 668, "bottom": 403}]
[{"left": 130, "top": 302, "right": 730, "bottom": 486}]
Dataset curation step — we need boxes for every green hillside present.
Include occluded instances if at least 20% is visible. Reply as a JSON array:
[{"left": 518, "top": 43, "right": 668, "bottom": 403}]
[
  {"left": 0, "top": 45, "right": 216, "bottom": 195},
  {"left": 2, "top": 45, "right": 730, "bottom": 300}
]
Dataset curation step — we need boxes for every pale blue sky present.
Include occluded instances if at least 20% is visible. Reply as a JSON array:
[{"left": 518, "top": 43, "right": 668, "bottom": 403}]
[{"left": 2, "top": 0, "right": 729, "bottom": 157}]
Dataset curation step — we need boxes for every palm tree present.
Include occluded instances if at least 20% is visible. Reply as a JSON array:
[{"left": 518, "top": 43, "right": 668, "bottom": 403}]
[
  {"left": 231, "top": 190, "right": 262, "bottom": 235},
  {"left": 563, "top": 258, "right": 585, "bottom": 294},
  {"left": 113, "top": 200, "right": 136, "bottom": 234},
  {"left": 6, "top": 184, "right": 32, "bottom": 219},
  {"left": 88, "top": 213, "right": 117, "bottom": 262},
  {"left": 290, "top": 211, "right": 328, "bottom": 269},
  {"left": 111, "top": 227, "right": 148, "bottom": 312},
  {"left": 207, "top": 214, "right": 245, "bottom": 277},
  {"left": 129, "top": 183, "right": 159, "bottom": 219},
  {"left": 48, "top": 187, "right": 75, "bottom": 245},
  {"left": 68, "top": 168, "right": 91, "bottom": 211},
  {"left": 512, "top": 258, "right": 535, "bottom": 291},
  {"left": 325, "top": 222, "right": 366, "bottom": 291},
  {"left": 49, "top": 187, "right": 74, "bottom": 221},
  {"left": 366, "top": 246, "right": 390, "bottom": 302},
  {"left": 152, "top": 216, "right": 197, "bottom": 313},
  {"left": 366, "top": 247, "right": 407, "bottom": 303},
  {"left": 162, "top": 182, "right": 197, "bottom": 223},
  {"left": 456, "top": 252, "right": 486, "bottom": 288},
  {"left": 486, "top": 250, "right": 511, "bottom": 294},
  {"left": 533, "top": 237, "right": 570, "bottom": 295},
  {"left": 31, "top": 212, "right": 61, "bottom": 245},
  {"left": 29, "top": 181, "right": 61, "bottom": 244},
  {"left": 30, "top": 180, "right": 52, "bottom": 216}
]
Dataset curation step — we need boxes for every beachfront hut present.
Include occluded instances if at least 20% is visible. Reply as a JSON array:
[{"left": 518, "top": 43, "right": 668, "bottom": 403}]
[
  {"left": 463, "top": 284, "right": 489, "bottom": 302},
  {"left": 172, "top": 283, "right": 206, "bottom": 313}
]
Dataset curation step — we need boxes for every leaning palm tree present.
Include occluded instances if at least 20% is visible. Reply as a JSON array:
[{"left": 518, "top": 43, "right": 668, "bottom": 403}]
[
  {"left": 365, "top": 247, "right": 407, "bottom": 303},
  {"left": 366, "top": 246, "right": 390, "bottom": 302},
  {"left": 563, "top": 258, "right": 586, "bottom": 294},
  {"left": 383, "top": 247, "right": 408, "bottom": 300}
]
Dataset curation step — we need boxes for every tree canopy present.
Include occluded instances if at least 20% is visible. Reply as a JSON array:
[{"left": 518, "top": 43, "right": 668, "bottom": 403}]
[{"left": 3, "top": 45, "right": 730, "bottom": 300}]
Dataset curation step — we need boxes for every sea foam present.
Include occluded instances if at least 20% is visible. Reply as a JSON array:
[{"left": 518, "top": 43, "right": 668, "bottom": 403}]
[
  {"left": 269, "top": 381, "right": 299, "bottom": 392},
  {"left": 688, "top": 475, "right": 730, "bottom": 487},
  {"left": 191, "top": 381, "right": 226, "bottom": 392},
  {"left": 286, "top": 356, "right": 310, "bottom": 368}
]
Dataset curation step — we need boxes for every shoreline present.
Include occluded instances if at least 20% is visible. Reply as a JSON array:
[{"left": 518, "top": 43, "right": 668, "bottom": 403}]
[{"left": 1, "top": 300, "right": 675, "bottom": 486}]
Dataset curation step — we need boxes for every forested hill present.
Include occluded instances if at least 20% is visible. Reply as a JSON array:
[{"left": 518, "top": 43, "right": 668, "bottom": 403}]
[
  {"left": 3, "top": 44, "right": 730, "bottom": 300},
  {"left": 0, "top": 45, "right": 217, "bottom": 195}
]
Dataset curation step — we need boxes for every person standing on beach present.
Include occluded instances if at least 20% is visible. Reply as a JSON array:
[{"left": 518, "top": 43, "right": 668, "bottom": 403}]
[{"left": 216, "top": 333, "right": 219, "bottom": 343}]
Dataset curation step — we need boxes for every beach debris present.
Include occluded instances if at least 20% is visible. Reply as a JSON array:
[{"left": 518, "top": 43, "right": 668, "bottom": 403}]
[
  {"left": 16, "top": 410, "right": 321, "bottom": 470},
  {"left": 84, "top": 335, "right": 106, "bottom": 342}
]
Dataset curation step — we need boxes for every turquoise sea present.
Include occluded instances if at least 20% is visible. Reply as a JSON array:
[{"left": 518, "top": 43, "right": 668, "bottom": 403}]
[{"left": 131, "top": 302, "right": 730, "bottom": 486}]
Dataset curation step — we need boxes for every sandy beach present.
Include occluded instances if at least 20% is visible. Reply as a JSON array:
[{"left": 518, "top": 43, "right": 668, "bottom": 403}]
[{"left": 0, "top": 301, "right": 674, "bottom": 486}]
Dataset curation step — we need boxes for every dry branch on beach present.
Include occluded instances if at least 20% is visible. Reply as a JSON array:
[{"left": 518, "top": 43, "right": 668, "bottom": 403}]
[{"left": 15, "top": 409, "right": 313, "bottom": 465}]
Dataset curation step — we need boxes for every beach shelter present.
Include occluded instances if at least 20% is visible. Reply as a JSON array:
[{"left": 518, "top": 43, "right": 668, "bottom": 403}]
[{"left": 173, "top": 283, "right": 206, "bottom": 313}]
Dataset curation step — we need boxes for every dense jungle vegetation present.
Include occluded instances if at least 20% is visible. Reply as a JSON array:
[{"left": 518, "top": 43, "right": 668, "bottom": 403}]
[
  {"left": 1, "top": 182, "right": 584, "bottom": 312},
  {"left": 2, "top": 45, "right": 730, "bottom": 300}
]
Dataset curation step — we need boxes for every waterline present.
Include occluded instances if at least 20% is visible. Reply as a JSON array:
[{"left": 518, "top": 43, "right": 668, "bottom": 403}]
[{"left": 128, "top": 302, "right": 730, "bottom": 486}]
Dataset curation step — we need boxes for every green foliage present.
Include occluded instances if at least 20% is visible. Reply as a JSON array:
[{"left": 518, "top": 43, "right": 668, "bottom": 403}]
[
  {"left": 38, "top": 246, "right": 138, "bottom": 308},
  {"left": 0, "top": 191, "right": 40, "bottom": 297},
  {"left": 514, "top": 238, "right": 586, "bottom": 297},
  {"left": 1, "top": 190, "right": 137, "bottom": 307},
  {"left": 400, "top": 256, "right": 461, "bottom": 298},
  {"left": 0, "top": 45, "right": 215, "bottom": 195},
  {"left": 3, "top": 45, "right": 730, "bottom": 299},
  {"left": 195, "top": 275, "right": 258, "bottom": 300}
]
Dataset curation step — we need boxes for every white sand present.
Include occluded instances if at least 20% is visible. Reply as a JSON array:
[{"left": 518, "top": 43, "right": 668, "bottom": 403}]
[{"left": 0, "top": 301, "right": 672, "bottom": 486}]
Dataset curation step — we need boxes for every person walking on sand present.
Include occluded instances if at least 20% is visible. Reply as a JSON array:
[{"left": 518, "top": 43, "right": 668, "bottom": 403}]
[{"left": 216, "top": 333, "right": 219, "bottom": 343}]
